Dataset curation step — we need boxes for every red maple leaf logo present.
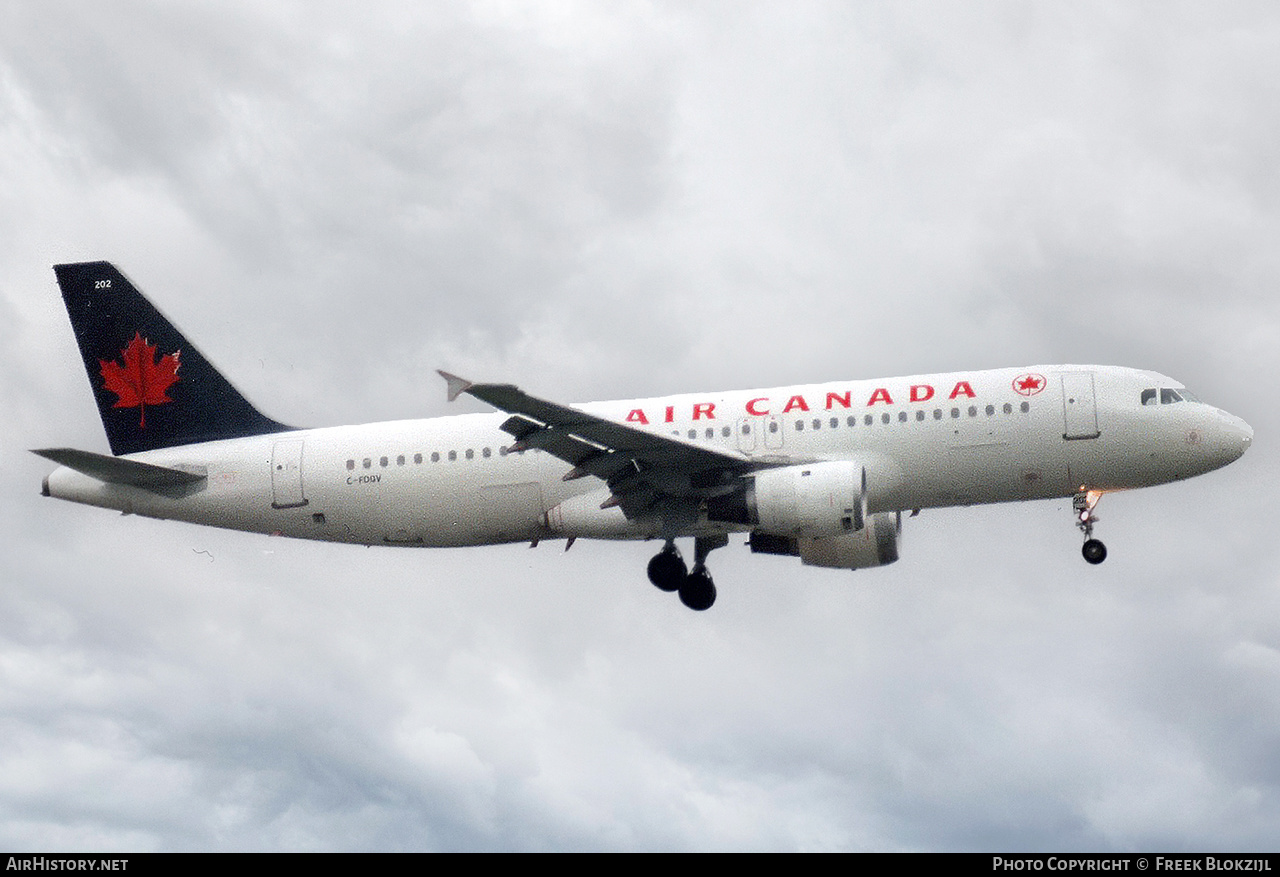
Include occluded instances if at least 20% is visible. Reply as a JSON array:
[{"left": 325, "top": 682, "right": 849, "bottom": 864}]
[
  {"left": 99, "top": 332, "right": 180, "bottom": 428},
  {"left": 1012, "top": 373, "right": 1046, "bottom": 397}
]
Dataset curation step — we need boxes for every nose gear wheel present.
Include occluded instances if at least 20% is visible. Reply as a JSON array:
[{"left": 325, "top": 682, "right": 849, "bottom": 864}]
[{"left": 1074, "top": 490, "right": 1107, "bottom": 564}]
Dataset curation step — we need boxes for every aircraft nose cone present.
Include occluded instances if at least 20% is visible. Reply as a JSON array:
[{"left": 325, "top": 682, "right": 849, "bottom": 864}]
[{"left": 1222, "top": 414, "right": 1252, "bottom": 462}]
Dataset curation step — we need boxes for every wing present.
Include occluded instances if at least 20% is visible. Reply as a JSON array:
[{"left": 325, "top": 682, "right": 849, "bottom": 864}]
[{"left": 439, "top": 371, "right": 758, "bottom": 521}]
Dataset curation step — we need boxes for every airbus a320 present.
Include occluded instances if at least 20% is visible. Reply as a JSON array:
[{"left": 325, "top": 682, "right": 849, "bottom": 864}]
[{"left": 36, "top": 262, "right": 1253, "bottom": 610}]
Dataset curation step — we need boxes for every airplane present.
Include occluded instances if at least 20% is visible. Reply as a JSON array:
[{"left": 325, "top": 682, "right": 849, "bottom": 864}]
[{"left": 35, "top": 261, "right": 1254, "bottom": 611}]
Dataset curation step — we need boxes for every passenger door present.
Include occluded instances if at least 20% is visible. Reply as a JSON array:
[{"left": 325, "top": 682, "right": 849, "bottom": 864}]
[
  {"left": 1061, "top": 372, "right": 1101, "bottom": 440},
  {"left": 270, "top": 439, "right": 308, "bottom": 509}
]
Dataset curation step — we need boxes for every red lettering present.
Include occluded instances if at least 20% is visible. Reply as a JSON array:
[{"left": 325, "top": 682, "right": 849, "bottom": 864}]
[
  {"left": 948, "top": 381, "right": 976, "bottom": 400},
  {"left": 909, "top": 384, "right": 934, "bottom": 403},
  {"left": 782, "top": 395, "right": 810, "bottom": 413},
  {"left": 664, "top": 405, "right": 675, "bottom": 423},
  {"left": 867, "top": 388, "right": 893, "bottom": 406},
  {"left": 625, "top": 408, "right": 649, "bottom": 425},
  {"left": 692, "top": 402, "right": 716, "bottom": 420},
  {"left": 825, "top": 391, "right": 852, "bottom": 410},
  {"left": 746, "top": 397, "right": 770, "bottom": 416}
]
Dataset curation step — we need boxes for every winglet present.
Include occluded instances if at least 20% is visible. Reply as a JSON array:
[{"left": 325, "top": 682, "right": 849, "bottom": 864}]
[{"left": 437, "top": 370, "right": 473, "bottom": 403}]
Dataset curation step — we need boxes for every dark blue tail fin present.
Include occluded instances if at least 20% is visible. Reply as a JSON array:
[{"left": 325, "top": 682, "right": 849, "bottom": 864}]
[{"left": 53, "top": 261, "right": 293, "bottom": 455}]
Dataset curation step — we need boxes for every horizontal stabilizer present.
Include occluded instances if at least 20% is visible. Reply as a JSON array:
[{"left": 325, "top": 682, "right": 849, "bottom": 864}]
[{"left": 32, "top": 447, "right": 207, "bottom": 489}]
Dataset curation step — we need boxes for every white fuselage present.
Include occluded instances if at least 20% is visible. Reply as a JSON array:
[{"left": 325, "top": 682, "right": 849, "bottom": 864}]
[{"left": 43, "top": 365, "right": 1252, "bottom": 548}]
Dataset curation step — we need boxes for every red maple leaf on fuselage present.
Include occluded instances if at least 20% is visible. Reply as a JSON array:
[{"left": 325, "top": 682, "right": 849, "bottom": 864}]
[{"left": 99, "top": 332, "right": 181, "bottom": 428}]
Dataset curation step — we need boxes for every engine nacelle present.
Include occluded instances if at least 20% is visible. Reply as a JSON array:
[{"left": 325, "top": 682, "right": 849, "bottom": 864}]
[
  {"left": 748, "top": 511, "right": 902, "bottom": 570},
  {"left": 751, "top": 460, "right": 866, "bottom": 537},
  {"left": 799, "top": 511, "right": 901, "bottom": 569}
]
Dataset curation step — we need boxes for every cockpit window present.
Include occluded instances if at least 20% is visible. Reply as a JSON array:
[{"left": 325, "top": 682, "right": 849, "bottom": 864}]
[{"left": 1143, "top": 387, "right": 1200, "bottom": 406}]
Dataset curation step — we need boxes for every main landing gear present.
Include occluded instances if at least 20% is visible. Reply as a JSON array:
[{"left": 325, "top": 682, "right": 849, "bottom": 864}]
[
  {"left": 647, "top": 535, "right": 727, "bottom": 611},
  {"left": 1074, "top": 490, "right": 1107, "bottom": 565}
]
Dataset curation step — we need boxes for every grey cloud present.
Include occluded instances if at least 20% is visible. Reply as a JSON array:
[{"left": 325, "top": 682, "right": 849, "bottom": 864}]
[{"left": 2, "top": 0, "right": 1278, "bottom": 852}]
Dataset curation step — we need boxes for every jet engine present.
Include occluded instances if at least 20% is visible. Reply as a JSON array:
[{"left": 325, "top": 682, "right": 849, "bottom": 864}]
[
  {"left": 708, "top": 460, "right": 869, "bottom": 536},
  {"left": 748, "top": 511, "right": 902, "bottom": 570},
  {"left": 751, "top": 460, "right": 867, "bottom": 536},
  {"left": 705, "top": 460, "right": 902, "bottom": 570}
]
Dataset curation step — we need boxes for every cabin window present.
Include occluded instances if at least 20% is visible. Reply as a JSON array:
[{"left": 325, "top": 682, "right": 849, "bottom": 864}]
[
  {"left": 722, "top": 427, "right": 731, "bottom": 437},
  {"left": 706, "top": 428, "right": 715, "bottom": 439},
  {"left": 985, "top": 405, "right": 994, "bottom": 416},
  {"left": 1003, "top": 403, "right": 1012, "bottom": 414},
  {"left": 431, "top": 452, "right": 440, "bottom": 462},
  {"left": 881, "top": 413, "right": 891, "bottom": 424},
  {"left": 829, "top": 417, "right": 838, "bottom": 429},
  {"left": 396, "top": 455, "right": 405, "bottom": 466},
  {"left": 968, "top": 406, "right": 977, "bottom": 418},
  {"left": 688, "top": 429, "right": 697, "bottom": 439},
  {"left": 499, "top": 447, "right": 508, "bottom": 456},
  {"left": 864, "top": 414, "right": 873, "bottom": 426},
  {"left": 482, "top": 447, "right": 491, "bottom": 458},
  {"left": 465, "top": 449, "right": 474, "bottom": 460},
  {"left": 1020, "top": 401, "right": 1030, "bottom": 413},
  {"left": 950, "top": 408, "right": 960, "bottom": 419},
  {"left": 414, "top": 453, "right": 423, "bottom": 464},
  {"left": 897, "top": 411, "right": 907, "bottom": 423},
  {"left": 448, "top": 450, "right": 457, "bottom": 461},
  {"left": 380, "top": 456, "right": 388, "bottom": 467},
  {"left": 916, "top": 410, "right": 925, "bottom": 422},
  {"left": 795, "top": 421, "right": 804, "bottom": 431},
  {"left": 847, "top": 416, "right": 856, "bottom": 427},
  {"left": 769, "top": 421, "right": 779, "bottom": 433},
  {"left": 933, "top": 409, "right": 942, "bottom": 420},
  {"left": 812, "top": 418, "right": 821, "bottom": 430},
  {"left": 363, "top": 458, "right": 372, "bottom": 469},
  {"left": 346, "top": 460, "right": 355, "bottom": 471},
  {"left": 741, "top": 423, "right": 751, "bottom": 435}
]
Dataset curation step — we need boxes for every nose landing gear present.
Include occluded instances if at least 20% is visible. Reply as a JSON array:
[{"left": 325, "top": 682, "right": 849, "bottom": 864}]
[
  {"left": 1074, "top": 490, "right": 1107, "bottom": 564},
  {"left": 646, "top": 535, "right": 727, "bottom": 610}
]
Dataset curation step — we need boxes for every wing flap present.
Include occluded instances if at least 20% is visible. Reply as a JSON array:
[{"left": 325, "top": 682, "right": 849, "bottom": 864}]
[{"left": 33, "top": 447, "right": 207, "bottom": 490}]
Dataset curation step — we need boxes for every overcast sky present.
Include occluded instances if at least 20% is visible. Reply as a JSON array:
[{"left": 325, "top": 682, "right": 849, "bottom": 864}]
[{"left": 2, "top": 0, "right": 1278, "bottom": 852}]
